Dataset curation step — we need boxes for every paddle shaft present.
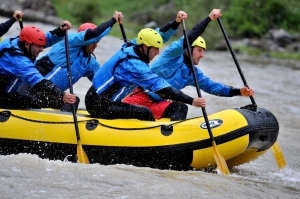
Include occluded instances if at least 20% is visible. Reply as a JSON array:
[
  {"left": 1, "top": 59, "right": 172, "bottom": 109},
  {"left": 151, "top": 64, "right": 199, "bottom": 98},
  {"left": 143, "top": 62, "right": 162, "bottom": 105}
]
[
  {"left": 64, "top": 29, "right": 80, "bottom": 141},
  {"left": 217, "top": 18, "right": 286, "bottom": 169},
  {"left": 182, "top": 20, "right": 229, "bottom": 175},
  {"left": 18, "top": 16, "right": 23, "bottom": 30},
  {"left": 182, "top": 21, "right": 216, "bottom": 143},
  {"left": 119, "top": 20, "right": 127, "bottom": 43},
  {"left": 217, "top": 18, "right": 256, "bottom": 106}
]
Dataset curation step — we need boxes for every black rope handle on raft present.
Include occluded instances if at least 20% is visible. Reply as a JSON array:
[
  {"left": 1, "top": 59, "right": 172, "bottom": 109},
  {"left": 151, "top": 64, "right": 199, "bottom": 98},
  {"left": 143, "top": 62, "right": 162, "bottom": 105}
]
[{"left": 2, "top": 111, "right": 199, "bottom": 131}]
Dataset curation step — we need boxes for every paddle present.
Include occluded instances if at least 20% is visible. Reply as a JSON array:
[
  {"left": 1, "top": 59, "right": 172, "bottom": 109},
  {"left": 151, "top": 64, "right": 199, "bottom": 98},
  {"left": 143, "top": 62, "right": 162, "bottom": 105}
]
[
  {"left": 182, "top": 20, "right": 229, "bottom": 175},
  {"left": 17, "top": 15, "right": 23, "bottom": 30},
  {"left": 64, "top": 27, "right": 89, "bottom": 164},
  {"left": 217, "top": 18, "right": 256, "bottom": 110},
  {"left": 217, "top": 18, "right": 286, "bottom": 169},
  {"left": 118, "top": 18, "right": 127, "bottom": 43},
  {"left": 271, "top": 141, "right": 286, "bottom": 169}
]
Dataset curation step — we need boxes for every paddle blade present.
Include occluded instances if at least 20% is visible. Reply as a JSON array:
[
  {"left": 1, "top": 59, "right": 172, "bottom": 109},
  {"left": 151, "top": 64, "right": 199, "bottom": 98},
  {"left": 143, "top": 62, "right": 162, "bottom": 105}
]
[
  {"left": 271, "top": 141, "right": 286, "bottom": 169},
  {"left": 77, "top": 140, "right": 90, "bottom": 164},
  {"left": 212, "top": 141, "right": 230, "bottom": 175}
]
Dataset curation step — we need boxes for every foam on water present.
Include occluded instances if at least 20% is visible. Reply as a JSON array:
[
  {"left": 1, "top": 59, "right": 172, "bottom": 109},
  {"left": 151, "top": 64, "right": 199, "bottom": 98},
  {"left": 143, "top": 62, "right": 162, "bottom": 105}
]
[{"left": 0, "top": 153, "right": 299, "bottom": 199}]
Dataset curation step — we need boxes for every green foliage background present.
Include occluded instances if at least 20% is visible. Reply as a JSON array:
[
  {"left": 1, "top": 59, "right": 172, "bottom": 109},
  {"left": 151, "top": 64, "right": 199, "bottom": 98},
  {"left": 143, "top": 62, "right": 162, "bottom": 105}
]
[
  {"left": 225, "top": 0, "right": 300, "bottom": 38},
  {"left": 51, "top": 0, "right": 300, "bottom": 52}
]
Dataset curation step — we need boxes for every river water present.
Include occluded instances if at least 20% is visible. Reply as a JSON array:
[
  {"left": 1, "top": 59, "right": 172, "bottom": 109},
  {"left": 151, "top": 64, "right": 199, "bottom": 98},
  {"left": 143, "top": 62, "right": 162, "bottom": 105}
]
[{"left": 0, "top": 17, "right": 299, "bottom": 199}]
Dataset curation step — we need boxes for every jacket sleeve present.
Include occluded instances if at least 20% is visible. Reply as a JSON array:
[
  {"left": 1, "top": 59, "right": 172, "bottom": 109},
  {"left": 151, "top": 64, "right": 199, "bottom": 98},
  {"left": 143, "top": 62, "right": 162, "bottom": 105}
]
[{"left": 188, "top": 67, "right": 233, "bottom": 97}]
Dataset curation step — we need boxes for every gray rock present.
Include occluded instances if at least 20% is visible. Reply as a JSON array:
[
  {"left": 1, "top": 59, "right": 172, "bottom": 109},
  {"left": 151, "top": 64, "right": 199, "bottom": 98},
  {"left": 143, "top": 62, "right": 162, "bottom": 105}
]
[
  {"left": 144, "top": 21, "right": 158, "bottom": 29},
  {"left": 269, "top": 29, "right": 294, "bottom": 47},
  {"left": 0, "top": 0, "right": 63, "bottom": 26}
]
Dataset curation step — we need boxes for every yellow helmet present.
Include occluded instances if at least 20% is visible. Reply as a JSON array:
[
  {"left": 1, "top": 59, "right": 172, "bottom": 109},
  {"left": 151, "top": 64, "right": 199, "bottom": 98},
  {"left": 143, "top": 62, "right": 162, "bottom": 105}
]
[
  {"left": 0, "top": 37, "right": 2, "bottom": 42},
  {"left": 137, "top": 28, "right": 163, "bottom": 48},
  {"left": 192, "top": 36, "right": 206, "bottom": 50}
]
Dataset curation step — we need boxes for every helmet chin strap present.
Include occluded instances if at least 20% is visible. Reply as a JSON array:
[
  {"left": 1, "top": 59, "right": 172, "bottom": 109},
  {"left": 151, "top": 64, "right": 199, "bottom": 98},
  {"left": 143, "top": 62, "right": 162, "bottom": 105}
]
[
  {"left": 146, "top": 46, "right": 151, "bottom": 63},
  {"left": 185, "top": 47, "right": 195, "bottom": 64},
  {"left": 140, "top": 45, "right": 151, "bottom": 63},
  {"left": 28, "top": 44, "right": 37, "bottom": 61},
  {"left": 29, "top": 44, "right": 35, "bottom": 59}
]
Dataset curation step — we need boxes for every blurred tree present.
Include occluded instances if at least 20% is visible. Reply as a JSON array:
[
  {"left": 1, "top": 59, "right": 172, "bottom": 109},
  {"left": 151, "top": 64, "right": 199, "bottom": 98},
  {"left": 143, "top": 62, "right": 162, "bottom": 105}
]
[
  {"left": 67, "top": 0, "right": 101, "bottom": 24},
  {"left": 223, "top": 0, "right": 300, "bottom": 38},
  {"left": 51, "top": 0, "right": 300, "bottom": 41}
]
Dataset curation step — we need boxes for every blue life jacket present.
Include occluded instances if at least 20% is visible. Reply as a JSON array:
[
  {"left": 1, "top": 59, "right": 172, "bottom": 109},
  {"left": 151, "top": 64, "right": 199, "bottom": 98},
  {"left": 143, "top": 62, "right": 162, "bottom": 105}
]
[
  {"left": 92, "top": 27, "right": 177, "bottom": 101},
  {"left": 151, "top": 37, "right": 232, "bottom": 96},
  {"left": 92, "top": 44, "right": 171, "bottom": 102},
  {"left": 0, "top": 32, "right": 60, "bottom": 93},
  {"left": 37, "top": 30, "right": 108, "bottom": 91},
  {"left": 93, "top": 42, "right": 137, "bottom": 95}
]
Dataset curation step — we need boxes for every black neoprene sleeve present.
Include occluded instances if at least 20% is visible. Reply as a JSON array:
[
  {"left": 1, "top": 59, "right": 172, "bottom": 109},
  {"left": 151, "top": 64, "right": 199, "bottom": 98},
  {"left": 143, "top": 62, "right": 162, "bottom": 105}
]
[
  {"left": 155, "top": 86, "right": 194, "bottom": 105},
  {"left": 33, "top": 79, "right": 65, "bottom": 100},
  {"left": 160, "top": 19, "right": 180, "bottom": 32},
  {"left": 0, "top": 17, "right": 16, "bottom": 37},
  {"left": 84, "top": 18, "right": 116, "bottom": 41}
]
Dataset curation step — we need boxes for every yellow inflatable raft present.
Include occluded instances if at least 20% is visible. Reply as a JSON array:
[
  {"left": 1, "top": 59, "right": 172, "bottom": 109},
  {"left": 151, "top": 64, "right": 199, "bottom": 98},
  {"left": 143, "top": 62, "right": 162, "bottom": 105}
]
[{"left": 0, "top": 106, "right": 279, "bottom": 170}]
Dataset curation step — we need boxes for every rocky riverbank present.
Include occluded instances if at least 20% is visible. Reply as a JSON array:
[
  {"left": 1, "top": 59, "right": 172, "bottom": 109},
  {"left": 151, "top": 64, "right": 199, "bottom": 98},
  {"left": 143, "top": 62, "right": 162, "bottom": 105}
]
[
  {"left": 0, "top": 0, "right": 62, "bottom": 26},
  {"left": 1, "top": 0, "right": 300, "bottom": 53}
]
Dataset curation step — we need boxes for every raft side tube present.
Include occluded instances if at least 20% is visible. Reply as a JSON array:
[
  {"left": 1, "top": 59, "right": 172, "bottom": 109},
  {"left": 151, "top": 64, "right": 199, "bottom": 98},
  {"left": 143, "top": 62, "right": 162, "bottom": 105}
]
[{"left": 234, "top": 107, "right": 279, "bottom": 151}]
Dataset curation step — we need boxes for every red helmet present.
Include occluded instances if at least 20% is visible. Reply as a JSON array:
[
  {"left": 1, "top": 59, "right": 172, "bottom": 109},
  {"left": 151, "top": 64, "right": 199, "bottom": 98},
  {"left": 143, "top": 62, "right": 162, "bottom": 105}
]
[
  {"left": 19, "top": 26, "right": 46, "bottom": 46},
  {"left": 78, "top": 23, "right": 97, "bottom": 32}
]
